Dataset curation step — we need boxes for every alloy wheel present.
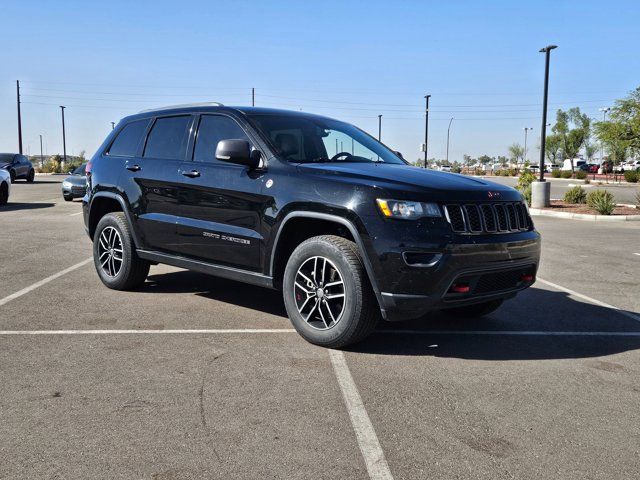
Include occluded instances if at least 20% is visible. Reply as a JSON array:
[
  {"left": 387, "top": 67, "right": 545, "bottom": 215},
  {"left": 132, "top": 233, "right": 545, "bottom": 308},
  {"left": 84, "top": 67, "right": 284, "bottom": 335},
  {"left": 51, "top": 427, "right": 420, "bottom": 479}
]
[
  {"left": 98, "top": 226, "right": 124, "bottom": 277},
  {"left": 294, "top": 256, "right": 345, "bottom": 330}
]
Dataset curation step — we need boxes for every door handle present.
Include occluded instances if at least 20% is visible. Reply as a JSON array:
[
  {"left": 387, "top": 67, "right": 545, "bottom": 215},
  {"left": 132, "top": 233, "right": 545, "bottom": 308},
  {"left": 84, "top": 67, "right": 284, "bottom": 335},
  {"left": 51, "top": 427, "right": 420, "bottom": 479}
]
[
  {"left": 126, "top": 164, "right": 141, "bottom": 172},
  {"left": 181, "top": 170, "right": 200, "bottom": 178}
]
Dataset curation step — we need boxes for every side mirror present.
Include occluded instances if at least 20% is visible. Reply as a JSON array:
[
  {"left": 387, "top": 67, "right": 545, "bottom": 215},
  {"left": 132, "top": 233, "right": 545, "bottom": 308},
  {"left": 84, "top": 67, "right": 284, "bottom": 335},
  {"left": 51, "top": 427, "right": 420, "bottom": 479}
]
[
  {"left": 216, "top": 139, "right": 259, "bottom": 168},
  {"left": 394, "top": 151, "right": 404, "bottom": 160}
]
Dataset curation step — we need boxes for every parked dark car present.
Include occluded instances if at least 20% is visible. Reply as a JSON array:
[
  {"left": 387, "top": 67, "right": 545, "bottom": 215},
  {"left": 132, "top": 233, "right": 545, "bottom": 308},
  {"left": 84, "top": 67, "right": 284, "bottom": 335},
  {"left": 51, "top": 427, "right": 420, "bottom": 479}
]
[
  {"left": 577, "top": 163, "right": 590, "bottom": 172},
  {"left": 0, "top": 153, "right": 35, "bottom": 183},
  {"left": 83, "top": 104, "right": 541, "bottom": 347},
  {"left": 62, "top": 164, "right": 88, "bottom": 201},
  {"left": 587, "top": 164, "right": 599, "bottom": 173}
]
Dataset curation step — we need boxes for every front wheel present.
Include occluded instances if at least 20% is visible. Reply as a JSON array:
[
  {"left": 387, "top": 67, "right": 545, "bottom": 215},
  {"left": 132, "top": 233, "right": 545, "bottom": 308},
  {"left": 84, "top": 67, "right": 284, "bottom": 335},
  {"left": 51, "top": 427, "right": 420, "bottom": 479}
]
[
  {"left": 93, "top": 212, "right": 150, "bottom": 290},
  {"left": 442, "top": 299, "right": 504, "bottom": 318},
  {"left": 0, "top": 182, "right": 8, "bottom": 205},
  {"left": 283, "top": 235, "right": 379, "bottom": 348},
  {"left": 26, "top": 169, "right": 35, "bottom": 183}
]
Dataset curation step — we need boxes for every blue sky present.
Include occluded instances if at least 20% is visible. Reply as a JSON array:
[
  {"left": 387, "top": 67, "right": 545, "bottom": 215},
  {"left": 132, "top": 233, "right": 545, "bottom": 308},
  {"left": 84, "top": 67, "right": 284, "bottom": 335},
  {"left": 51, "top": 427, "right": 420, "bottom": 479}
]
[{"left": 1, "top": 0, "right": 638, "bottom": 162}]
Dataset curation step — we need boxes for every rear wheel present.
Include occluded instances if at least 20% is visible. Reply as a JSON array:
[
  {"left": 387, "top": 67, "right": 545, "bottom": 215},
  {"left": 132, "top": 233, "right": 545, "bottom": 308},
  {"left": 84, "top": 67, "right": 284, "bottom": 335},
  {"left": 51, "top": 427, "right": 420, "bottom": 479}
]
[
  {"left": 0, "top": 182, "right": 8, "bottom": 205},
  {"left": 93, "top": 212, "right": 150, "bottom": 290},
  {"left": 26, "top": 169, "right": 35, "bottom": 183},
  {"left": 443, "top": 299, "right": 504, "bottom": 318},
  {"left": 283, "top": 235, "right": 379, "bottom": 348}
]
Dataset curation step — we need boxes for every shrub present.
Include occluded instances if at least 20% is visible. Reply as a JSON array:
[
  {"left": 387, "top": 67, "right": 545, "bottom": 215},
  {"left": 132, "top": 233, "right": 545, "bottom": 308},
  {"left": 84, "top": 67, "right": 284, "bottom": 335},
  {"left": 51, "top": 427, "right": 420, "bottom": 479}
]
[
  {"left": 586, "top": 189, "right": 614, "bottom": 209},
  {"left": 508, "top": 168, "right": 518, "bottom": 176},
  {"left": 522, "top": 185, "right": 532, "bottom": 206},
  {"left": 635, "top": 189, "right": 640, "bottom": 208},
  {"left": 590, "top": 194, "right": 616, "bottom": 215},
  {"left": 560, "top": 170, "right": 573, "bottom": 179},
  {"left": 551, "top": 170, "right": 562, "bottom": 178},
  {"left": 563, "top": 186, "right": 587, "bottom": 204},
  {"left": 575, "top": 170, "right": 587, "bottom": 180},
  {"left": 451, "top": 165, "right": 461, "bottom": 174},
  {"left": 517, "top": 169, "right": 535, "bottom": 190},
  {"left": 499, "top": 169, "right": 510, "bottom": 177},
  {"left": 623, "top": 170, "right": 639, "bottom": 183}
]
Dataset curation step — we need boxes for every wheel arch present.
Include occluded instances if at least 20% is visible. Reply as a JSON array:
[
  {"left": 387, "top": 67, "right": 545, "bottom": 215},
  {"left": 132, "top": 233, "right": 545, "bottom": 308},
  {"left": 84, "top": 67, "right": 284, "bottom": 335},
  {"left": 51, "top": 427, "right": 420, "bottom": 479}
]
[
  {"left": 88, "top": 192, "right": 141, "bottom": 247},
  {"left": 269, "top": 211, "right": 384, "bottom": 315}
]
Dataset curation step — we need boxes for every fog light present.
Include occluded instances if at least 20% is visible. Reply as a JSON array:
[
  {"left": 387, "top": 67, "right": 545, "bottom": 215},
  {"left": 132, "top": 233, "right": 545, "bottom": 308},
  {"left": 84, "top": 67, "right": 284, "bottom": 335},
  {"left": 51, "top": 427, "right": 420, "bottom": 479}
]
[
  {"left": 449, "top": 283, "right": 470, "bottom": 294},
  {"left": 521, "top": 274, "right": 534, "bottom": 282}
]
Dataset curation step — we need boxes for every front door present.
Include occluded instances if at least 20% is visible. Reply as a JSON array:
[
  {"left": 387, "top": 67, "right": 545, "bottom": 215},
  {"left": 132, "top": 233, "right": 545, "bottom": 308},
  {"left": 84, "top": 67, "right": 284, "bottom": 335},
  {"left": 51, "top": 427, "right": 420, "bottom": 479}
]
[{"left": 172, "top": 114, "right": 269, "bottom": 271}]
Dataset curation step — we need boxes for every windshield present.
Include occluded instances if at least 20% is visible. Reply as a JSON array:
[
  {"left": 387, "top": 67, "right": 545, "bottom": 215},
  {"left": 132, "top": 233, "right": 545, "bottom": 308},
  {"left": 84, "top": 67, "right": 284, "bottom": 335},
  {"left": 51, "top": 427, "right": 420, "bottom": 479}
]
[
  {"left": 73, "top": 164, "right": 87, "bottom": 175},
  {"left": 248, "top": 114, "right": 406, "bottom": 164},
  {"left": 0, "top": 154, "right": 14, "bottom": 163}
]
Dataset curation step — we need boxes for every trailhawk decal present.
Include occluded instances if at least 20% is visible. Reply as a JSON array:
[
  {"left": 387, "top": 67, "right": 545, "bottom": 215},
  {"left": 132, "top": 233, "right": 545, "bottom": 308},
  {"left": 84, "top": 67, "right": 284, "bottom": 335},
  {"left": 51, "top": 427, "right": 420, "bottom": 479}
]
[{"left": 203, "top": 231, "right": 251, "bottom": 245}]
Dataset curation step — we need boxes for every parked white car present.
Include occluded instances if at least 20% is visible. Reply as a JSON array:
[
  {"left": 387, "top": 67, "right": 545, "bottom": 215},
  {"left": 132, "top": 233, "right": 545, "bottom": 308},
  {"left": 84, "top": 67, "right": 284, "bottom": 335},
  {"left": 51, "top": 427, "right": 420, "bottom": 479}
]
[
  {"left": 0, "top": 169, "right": 11, "bottom": 205},
  {"left": 616, "top": 160, "right": 640, "bottom": 172},
  {"left": 439, "top": 165, "right": 452, "bottom": 172}
]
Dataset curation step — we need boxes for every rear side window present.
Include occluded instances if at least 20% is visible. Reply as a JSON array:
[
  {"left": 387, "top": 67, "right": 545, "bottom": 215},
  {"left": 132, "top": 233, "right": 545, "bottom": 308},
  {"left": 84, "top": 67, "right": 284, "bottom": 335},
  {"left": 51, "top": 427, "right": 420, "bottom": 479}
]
[
  {"left": 108, "top": 120, "right": 148, "bottom": 157},
  {"left": 194, "top": 115, "right": 251, "bottom": 163},
  {"left": 144, "top": 115, "right": 191, "bottom": 160}
]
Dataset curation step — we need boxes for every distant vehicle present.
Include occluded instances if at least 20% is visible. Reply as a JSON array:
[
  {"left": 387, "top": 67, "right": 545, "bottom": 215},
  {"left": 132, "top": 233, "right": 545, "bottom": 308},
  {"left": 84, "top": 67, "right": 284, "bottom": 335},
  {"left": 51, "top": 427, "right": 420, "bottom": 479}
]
[
  {"left": 617, "top": 160, "right": 640, "bottom": 172},
  {"left": 561, "top": 159, "right": 586, "bottom": 171},
  {"left": 0, "top": 153, "right": 35, "bottom": 183},
  {"left": 62, "top": 164, "right": 88, "bottom": 201},
  {"left": 440, "top": 165, "right": 452, "bottom": 172},
  {"left": 0, "top": 169, "right": 10, "bottom": 205},
  {"left": 577, "top": 163, "right": 590, "bottom": 172},
  {"left": 587, "top": 164, "right": 599, "bottom": 173}
]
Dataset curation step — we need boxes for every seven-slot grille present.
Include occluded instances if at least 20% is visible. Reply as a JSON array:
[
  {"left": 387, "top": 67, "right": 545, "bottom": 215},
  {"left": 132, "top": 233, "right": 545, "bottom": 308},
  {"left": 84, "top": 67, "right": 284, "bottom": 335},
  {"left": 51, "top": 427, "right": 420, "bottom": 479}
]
[{"left": 444, "top": 202, "right": 532, "bottom": 234}]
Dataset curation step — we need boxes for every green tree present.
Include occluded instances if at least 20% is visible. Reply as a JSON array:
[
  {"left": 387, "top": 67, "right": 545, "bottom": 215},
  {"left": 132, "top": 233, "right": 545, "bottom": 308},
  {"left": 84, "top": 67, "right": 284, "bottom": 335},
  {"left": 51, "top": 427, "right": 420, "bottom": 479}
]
[
  {"left": 594, "top": 86, "right": 640, "bottom": 164},
  {"left": 508, "top": 143, "right": 525, "bottom": 164},
  {"left": 552, "top": 108, "right": 591, "bottom": 172},
  {"left": 544, "top": 133, "right": 563, "bottom": 163},
  {"left": 477, "top": 154, "right": 494, "bottom": 164}
]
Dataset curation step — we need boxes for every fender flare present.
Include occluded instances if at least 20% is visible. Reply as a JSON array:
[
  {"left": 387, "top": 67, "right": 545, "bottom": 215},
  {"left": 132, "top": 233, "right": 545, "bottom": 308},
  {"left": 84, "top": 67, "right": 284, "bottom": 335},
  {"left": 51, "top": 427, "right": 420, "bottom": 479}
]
[
  {"left": 88, "top": 192, "right": 142, "bottom": 248},
  {"left": 269, "top": 211, "right": 385, "bottom": 316}
]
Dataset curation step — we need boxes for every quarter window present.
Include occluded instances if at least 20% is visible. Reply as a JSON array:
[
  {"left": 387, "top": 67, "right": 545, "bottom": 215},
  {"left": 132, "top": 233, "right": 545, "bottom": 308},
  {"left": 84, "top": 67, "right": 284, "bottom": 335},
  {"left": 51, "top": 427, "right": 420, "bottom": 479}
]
[
  {"left": 108, "top": 119, "right": 148, "bottom": 157},
  {"left": 144, "top": 116, "right": 191, "bottom": 160},
  {"left": 194, "top": 115, "right": 251, "bottom": 162}
]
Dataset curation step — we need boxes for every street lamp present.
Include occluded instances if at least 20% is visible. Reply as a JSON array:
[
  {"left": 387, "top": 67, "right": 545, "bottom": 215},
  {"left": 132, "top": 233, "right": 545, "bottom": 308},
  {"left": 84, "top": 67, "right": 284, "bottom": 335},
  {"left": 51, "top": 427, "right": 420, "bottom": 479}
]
[
  {"left": 446, "top": 118, "right": 454, "bottom": 164},
  {"left": 424, "top": 94, "right": 431, "bottom": 168},
  {"left": 523, "top": 127, "right": 533, "bottom": 164},
  {"left": 599, "top": 107, "right": 611, "bottom": 163},
  {"left": 60, "top": 106, "right": 67, "bottom": 166},
  {"left": 533, "top": 44, "right": 557, "bottom": 208},
  {"left": 378, "top": 114, "right": 382, "bottom": 141}
]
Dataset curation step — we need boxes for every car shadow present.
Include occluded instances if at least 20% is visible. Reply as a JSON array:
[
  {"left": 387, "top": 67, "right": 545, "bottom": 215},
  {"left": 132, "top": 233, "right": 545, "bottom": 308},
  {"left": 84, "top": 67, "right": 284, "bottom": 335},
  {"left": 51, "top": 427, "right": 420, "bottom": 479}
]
[
  {"left": 1, "top": 202, "right": 55, "bottom": 211},
  {"left": 141, "top": 270, "right": 640, "bottom": 361}
]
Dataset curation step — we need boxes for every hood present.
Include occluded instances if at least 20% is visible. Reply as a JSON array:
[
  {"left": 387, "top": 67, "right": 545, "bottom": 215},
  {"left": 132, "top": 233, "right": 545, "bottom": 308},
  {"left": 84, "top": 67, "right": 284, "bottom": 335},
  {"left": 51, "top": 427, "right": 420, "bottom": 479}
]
[
  {"left": 0, "top": 163, "right": 10, "bottom": 170},
  {"left": 63, "top": 175, "right": 87, "bottom": 186},
  {"left": 297, "top": 162, "right": 522, "bottom": 202}
]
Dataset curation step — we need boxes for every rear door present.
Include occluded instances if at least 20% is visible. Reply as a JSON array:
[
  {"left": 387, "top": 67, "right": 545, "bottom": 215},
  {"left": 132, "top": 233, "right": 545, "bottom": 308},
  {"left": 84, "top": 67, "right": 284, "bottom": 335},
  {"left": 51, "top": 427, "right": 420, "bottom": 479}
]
[{"left": 172, "top": 113, "right": 268, "bottom": 271}]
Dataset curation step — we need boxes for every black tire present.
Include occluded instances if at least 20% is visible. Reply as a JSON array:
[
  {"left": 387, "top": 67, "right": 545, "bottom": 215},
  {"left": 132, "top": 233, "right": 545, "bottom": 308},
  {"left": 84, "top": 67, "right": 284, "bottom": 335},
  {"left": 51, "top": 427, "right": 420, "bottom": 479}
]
[
  {"left": 0, "top": 182, "right": 8, "bottom": 206},
  {"left": 63, "top": 195, "right": 73, "bottom": 202},
  {"left": 26, "top": 169, "right": 35, "bottom": 183},
  {"left": 93, "top": 212, "right": 150, "bottom": 290},
  {"left": 9, "top": 170, "right": 16, "bottom": 183},
  {"left": 443, "top": 299, "right": 504, "bottom": 318},
  {"left": 283, "top": 235, "right": 379, "bottom": 348}
]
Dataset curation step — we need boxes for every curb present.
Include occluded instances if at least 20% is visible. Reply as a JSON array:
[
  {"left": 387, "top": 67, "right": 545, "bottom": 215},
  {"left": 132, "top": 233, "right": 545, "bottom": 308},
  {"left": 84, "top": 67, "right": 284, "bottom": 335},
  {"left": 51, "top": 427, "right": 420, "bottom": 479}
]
[{"left": 530, "top": 208, "right": 640, "bottom": 222}]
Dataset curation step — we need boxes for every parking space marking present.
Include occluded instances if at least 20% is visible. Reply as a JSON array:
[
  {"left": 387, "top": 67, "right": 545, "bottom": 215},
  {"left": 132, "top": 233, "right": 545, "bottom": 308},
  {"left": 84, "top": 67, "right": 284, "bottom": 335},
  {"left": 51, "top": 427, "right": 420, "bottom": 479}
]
[
  {"left": 384, "top": 330, "right": 640, "bottom": 337},
  {"left": 633, "top": 253, "right": 640, "bottom": 256},
  {"left": 537, "top": 277, "right": 640, "bottom": 323},
  {"left": 68, "top": 211, "right": 83, "bottom": 216},
  {"left": 0, "top": 258, "right": 93, "bottom": 307},
  {"left": 0, "top": 328, "right": 296, "bottom": 335},
  {"left": 329, "top": 349, "right": 393, "bottom": 480}
]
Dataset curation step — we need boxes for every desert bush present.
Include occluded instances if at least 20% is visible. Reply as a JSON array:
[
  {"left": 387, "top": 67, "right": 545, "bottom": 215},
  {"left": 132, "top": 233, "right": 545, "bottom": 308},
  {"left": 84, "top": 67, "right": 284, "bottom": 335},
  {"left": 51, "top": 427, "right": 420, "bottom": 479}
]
[
  {"left": 635, "top": 189, "right": 640, "bottom": 208},
  {"left": 551, "top": 170, "right": 562, "bottom": 178},
  {"left": 586, "top": 189, "right": 614, "bottom": 209},
  {"left": 563, "top": 186, "right": 587, "bottom": 204},
  {"left": 560, "top": 170, "right": 573, "bottom": 179},
  {"left": 623, "top": 170, "right": 639, "bottom": 183},
  {"left": 575, "top": 170, "right": 587, "bottom": 180},
  {"left": 590, "top": 194, "right": 616, "bottom": 215},
  {"left": 522, "top": 185, "right": 532, "bottom": 206}
]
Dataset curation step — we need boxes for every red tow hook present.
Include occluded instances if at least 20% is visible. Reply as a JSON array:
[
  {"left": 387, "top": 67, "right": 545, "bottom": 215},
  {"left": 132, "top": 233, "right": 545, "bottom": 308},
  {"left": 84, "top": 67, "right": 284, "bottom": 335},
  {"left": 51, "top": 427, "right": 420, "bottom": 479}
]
[
  {"left": 449, "top": 283, "right": 470, "bottom": 294},
  {"left": 521, "top": 274, "right": 534, "bottom": 282}
]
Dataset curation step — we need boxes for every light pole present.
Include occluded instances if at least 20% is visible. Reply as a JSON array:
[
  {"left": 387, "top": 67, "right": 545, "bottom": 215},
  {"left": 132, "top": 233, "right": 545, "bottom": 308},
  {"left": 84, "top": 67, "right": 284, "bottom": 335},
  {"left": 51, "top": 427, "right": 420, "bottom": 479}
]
[
  {"left": 533, "top": 44, "right": 557, "bottom": 208},
  {"left": 446, "top": 117, "right": 454, "bottom": 164},
  {"left": 39, "top": 135, "right": 44, "bottom": 167},
  {"left": 16, "top": 80, "right": 23, "bottom": 154},
  {"left": 523, "top": 127, "right": 533, "bottom": 164},
  {"left": 60, "top": 106, "right": 67, "bottom": 166},
  {"left": 378, "top": 114, "right": 382, "bottom": 141},
  {"left": 599, "top": 107, "right": 610, "bottom": 163},
  {"left": 424, "top": 94, "right": 431, "bottom": 168}
]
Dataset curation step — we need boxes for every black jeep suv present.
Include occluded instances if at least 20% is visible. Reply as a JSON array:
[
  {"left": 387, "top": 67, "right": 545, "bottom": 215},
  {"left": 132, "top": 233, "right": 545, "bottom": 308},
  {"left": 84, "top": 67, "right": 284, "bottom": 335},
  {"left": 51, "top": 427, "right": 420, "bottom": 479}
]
[{"left": 83, "top": 103, "right": 540, "bottom": 347}]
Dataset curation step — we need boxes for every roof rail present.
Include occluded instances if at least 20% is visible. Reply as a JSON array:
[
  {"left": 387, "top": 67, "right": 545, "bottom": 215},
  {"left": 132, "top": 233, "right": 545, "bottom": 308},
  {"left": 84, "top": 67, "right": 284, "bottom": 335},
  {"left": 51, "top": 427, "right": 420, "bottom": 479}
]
[{"left": 138, "top": 102, "right": 224, "bottom": 113}]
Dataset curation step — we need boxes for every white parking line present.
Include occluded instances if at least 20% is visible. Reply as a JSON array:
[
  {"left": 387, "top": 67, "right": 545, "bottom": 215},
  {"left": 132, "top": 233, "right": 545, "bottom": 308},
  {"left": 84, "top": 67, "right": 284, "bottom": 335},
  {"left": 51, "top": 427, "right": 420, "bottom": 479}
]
[
  {"left": 633, "top": 253, "right": 640, "bottom": 256},
  {"left": 0, "top": 328, "right": 296, "bottom": 335},
  {"left": 537, "top": 277, "right": 640, "bottom": 323},
  {"left": 329, "top": 349, "right": 393, "bottom": 480},
  {"left": 68, "top": 211, "right": 83, "bottom": 216},
  {"left": 0, "top": 258, "right": 92, "bottom": 307}
]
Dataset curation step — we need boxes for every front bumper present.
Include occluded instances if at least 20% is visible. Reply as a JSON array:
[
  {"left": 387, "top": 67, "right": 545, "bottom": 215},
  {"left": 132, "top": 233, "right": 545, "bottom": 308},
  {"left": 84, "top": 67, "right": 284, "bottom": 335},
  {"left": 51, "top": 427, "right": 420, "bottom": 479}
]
[{"left": 367, "top": 225, "right": 541, "bottom": 321}]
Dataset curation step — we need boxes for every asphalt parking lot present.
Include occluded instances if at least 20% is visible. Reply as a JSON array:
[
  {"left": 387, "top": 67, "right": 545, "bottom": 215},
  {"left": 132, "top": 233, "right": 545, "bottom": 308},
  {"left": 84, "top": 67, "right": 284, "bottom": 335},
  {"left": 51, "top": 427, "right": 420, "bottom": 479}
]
[{"left": 1, "top": 176, "right": 639, "bottom": 479}]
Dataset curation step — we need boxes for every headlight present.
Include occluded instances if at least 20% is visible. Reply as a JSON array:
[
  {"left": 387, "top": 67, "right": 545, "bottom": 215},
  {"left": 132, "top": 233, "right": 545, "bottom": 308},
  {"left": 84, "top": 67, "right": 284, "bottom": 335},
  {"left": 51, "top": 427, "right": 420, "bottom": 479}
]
[
  {"left": 62, "top": 181, "right": 71, "bottom": 187},
  {"left": 376, "top": 199, "right": 441, "bottom": 219}
]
